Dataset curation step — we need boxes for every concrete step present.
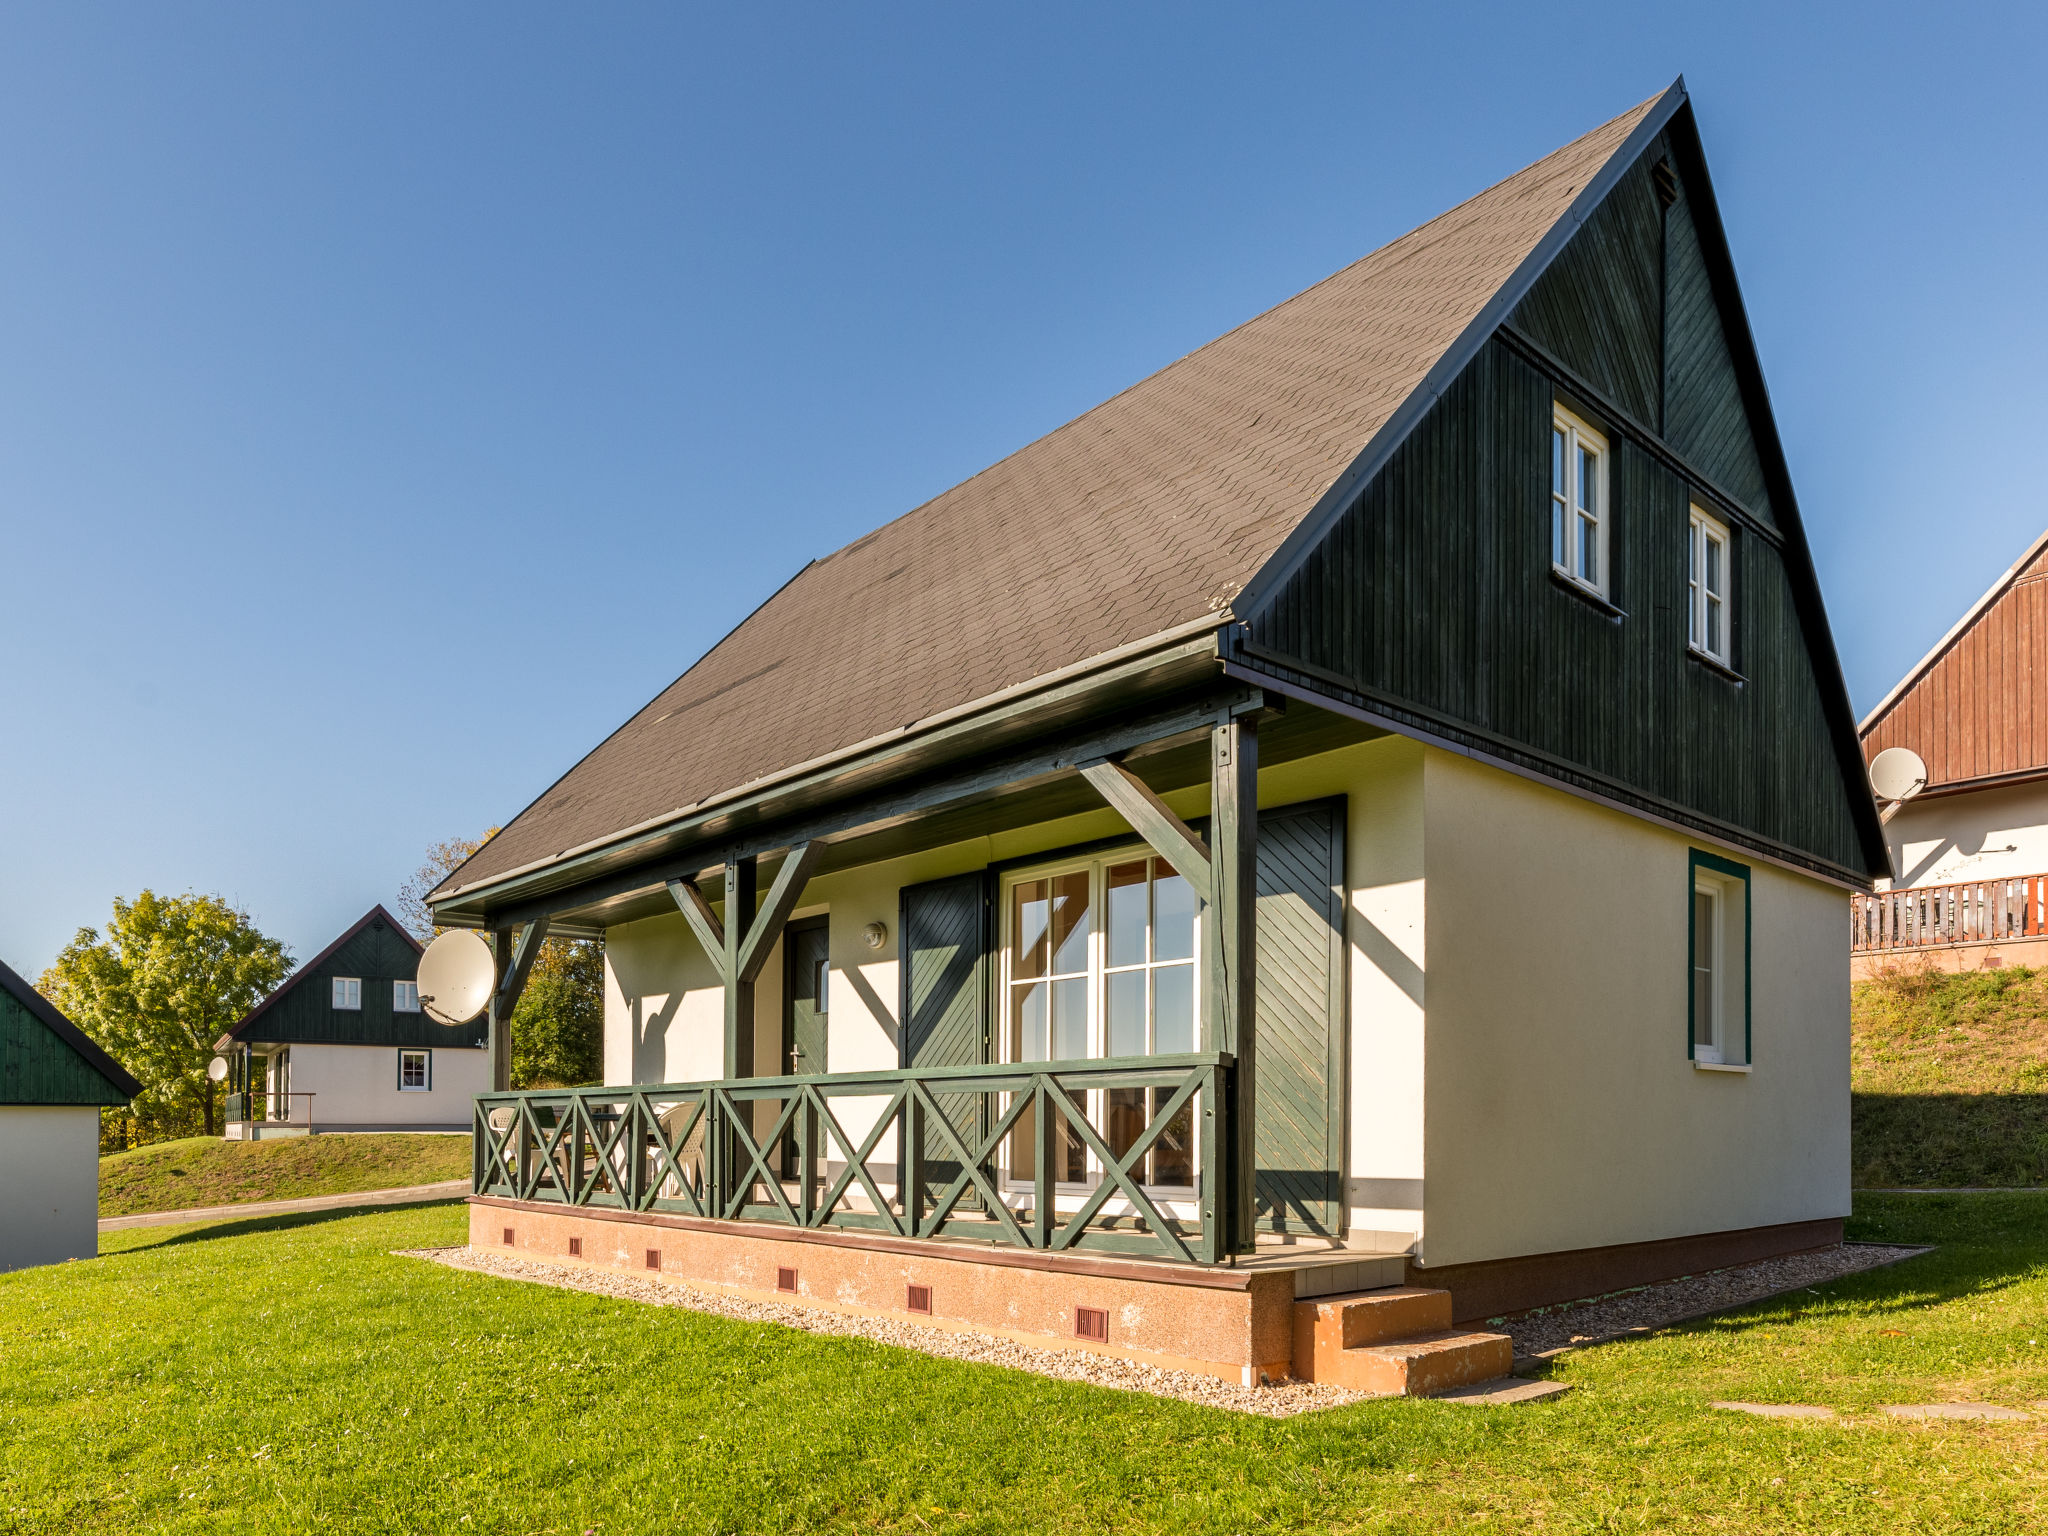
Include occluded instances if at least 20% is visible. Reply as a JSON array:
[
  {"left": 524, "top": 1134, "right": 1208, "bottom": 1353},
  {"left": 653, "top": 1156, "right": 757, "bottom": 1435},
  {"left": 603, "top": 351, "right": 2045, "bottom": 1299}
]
[{"left": 1290, "top": 1286, "right": 1514, "bottom": 1397}]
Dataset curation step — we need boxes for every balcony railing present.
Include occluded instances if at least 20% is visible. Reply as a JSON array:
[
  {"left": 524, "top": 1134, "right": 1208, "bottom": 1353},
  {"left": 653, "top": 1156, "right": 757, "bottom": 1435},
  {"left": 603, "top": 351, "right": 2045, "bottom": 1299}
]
[
  {"left": 473, "top": 1052, "right": 1232, "bottom": 1264},
  {"left": 1852, "top": 874, "right": 2048, "bottom": 953},
  {"left": 224, "top": 1090, "right": 316, "bottom": 1125}
]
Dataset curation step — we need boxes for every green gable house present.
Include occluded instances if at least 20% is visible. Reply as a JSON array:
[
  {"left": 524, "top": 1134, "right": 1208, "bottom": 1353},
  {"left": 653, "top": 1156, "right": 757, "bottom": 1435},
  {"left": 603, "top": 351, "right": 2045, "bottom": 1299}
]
[
  {"left": 1, "top": 956, "right": 139, "bottom": 1272},
  {"left": 213, "top": 906, "right": 486, "bottom": 1138},
  {"left": 428, "top": 82, "right": 1887, "bottom": 1396}
]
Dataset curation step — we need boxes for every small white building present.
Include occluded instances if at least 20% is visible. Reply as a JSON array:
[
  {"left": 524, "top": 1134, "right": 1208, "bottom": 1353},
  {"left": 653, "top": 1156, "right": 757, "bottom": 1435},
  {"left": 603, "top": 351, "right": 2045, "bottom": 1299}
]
[
  {"left": 214, "top": 906, "right": 488, "bottom": 1137},
  {"left": 1, "top": 955, "right": 139, "bottom": 1273}
]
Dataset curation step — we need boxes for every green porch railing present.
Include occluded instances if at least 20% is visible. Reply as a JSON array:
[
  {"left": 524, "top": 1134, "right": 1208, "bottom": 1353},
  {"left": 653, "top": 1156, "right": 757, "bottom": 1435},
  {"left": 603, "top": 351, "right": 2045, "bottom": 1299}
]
[{"left": 472, "top": 1052, "right": 1233, "bottom": 1265}]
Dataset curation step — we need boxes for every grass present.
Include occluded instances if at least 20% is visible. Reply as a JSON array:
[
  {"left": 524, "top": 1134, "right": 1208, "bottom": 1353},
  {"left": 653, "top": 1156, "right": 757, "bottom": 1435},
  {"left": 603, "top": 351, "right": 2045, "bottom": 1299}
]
[
  {"left": 1, "top": 1196, "right": 2045, "bottom": 1533},
  {"left": 97, "top": 1134, "right": 472, "bottom": 1218},
  {"left": 1853, "top": 964, "right": 2048, "bottom": 1187}
]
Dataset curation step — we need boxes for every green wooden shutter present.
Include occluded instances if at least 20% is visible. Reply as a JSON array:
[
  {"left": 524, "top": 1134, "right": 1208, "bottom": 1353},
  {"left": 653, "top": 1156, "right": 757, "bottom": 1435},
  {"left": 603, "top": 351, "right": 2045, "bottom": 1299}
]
[
  {"left": 898, "top": 871, "right": 991, "bottom": 1204},
  {"left": 1254, "top": 798, "right": 1347, "bottom": 1237}
]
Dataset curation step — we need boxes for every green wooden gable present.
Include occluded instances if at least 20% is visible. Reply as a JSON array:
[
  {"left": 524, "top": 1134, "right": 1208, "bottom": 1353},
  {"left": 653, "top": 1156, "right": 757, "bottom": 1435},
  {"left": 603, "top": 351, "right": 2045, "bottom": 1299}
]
[
  {"left": 223, "top": 906, "right": 485, "bottom": 1052},
  {"left": 0, "top": 956, "right": 140, "bottom": 1107},
  {"left": 1234, "top": 96, "right": 1884, "bottom": 885}
]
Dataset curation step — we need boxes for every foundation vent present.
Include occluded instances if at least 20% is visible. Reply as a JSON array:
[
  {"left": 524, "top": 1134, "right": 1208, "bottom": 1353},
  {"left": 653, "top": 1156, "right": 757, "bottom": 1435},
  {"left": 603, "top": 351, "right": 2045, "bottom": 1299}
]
[
  {"left": 568, "top": 1237, "right": 582, "bottom": 1258},
  {"left": 501, "top": 1228, "right": 515, "bottom": 1247},
  {"left": 1075, "top": 1307, "right": 1109, "bottom": 1343},
  {"left": 645, "top": 1249, "right": 661, "bottom": 1270},
  {"left": 906, "top": 1284, "right": 932, "bottom": 1315},
  {"left": 777, "top": 1267, "right": 799, "bottom": 1294}
]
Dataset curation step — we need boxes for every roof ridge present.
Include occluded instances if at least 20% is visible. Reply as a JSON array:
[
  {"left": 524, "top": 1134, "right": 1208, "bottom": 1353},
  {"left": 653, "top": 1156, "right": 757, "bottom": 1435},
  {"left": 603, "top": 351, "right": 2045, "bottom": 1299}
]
[{"left": 217, "top": 905, "right": 418, "bottom": 1047}]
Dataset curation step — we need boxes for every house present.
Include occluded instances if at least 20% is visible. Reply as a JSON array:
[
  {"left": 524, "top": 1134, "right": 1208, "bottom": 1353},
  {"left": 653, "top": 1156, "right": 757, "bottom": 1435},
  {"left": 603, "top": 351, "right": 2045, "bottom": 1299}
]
[
  {"left": 1853, "top": 527, "right": 2048, "bottom": 975},
  {"left": 212, "top": 905, "right": 487, "bottom": 1137},
  {"left": 427, "top": 80, "right": 1886, "bottom": 1393},
  {"left": 1, "top": 956, "right": 140, "bottom": 1272}
]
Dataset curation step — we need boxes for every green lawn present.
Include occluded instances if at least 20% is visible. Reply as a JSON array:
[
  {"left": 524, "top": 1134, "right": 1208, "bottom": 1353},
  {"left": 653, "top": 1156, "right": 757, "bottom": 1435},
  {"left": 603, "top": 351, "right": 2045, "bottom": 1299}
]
[
  {"left": 1, "top": 1196, "right": 2045, "bottom": 1533},
  {"left": 98, "top": 1134, "right": 471, "bottom": 1217},
  {"left": 1854, "top": 965, "right": 2048, "bottom": 1186}
]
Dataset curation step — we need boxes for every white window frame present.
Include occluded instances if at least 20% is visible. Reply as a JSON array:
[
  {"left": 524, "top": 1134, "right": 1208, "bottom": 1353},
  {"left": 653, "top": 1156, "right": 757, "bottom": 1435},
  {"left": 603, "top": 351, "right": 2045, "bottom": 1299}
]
[
  {"left": 332, "top": 976, "right": 362, "bottom": 1011},
  {"left": 393, "top": 979, "right": 421, "bottom": 1014},
  {"left": 1691, "top": 879, "right": 1725, "bottom": 1065},
  {"left": 398, "top": 1048, "right": 431, "bottom": 1092},
  {"left": 1551, "top": 405, "right": 1610, "bottom": 599},
  {"left": 996, "top": 845, "right": 1203, "bottom": 1200},
  {"left": 1688, "top": 505, "right": 1732, "bottom": 665}
]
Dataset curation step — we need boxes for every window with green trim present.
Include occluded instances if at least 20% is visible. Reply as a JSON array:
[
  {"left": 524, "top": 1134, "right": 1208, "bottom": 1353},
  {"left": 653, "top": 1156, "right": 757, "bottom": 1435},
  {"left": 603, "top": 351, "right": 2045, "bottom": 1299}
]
[{"left": 1689, "top": 851, "right": 1751, "bottom": 1066}]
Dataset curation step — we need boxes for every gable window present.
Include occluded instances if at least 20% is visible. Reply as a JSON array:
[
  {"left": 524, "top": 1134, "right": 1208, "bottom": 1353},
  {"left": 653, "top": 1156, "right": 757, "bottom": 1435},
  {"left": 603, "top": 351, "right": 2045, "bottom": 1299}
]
[
  {"left": 1001, "top": 850, "right": 1199, "bottom": 1190},
  {"left": 393, "top": 980, "right": 421, "bottom": 1013},
  {"left": 1689, "top": 851, "right": 1751, "bottom": 1067},
  {"left": 1688, "top": 506, "right": 1732, "bottom": 665},
  {"left": 398, "top": 1049, "right": 431, "bottom": 1091},
  {"left": 332, "top": 977, "right": 362, "bottom": 1011},
  {"left": 1551, "top": 405, "right": 1608, "bottom": 598}
]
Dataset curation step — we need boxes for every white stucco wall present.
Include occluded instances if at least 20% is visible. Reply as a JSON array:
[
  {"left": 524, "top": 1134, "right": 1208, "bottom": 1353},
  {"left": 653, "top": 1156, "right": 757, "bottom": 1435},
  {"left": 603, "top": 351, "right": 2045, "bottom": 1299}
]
[
  {"left": 0, "top": 1106, "right": 101, "bottom": 1272},
  {"left": 1415, "top": 748, "right": 1852, "bottom": 1268},
  {"left": 278, "top": 1043, "right": 488, "bottom": 1128},
  {"left": 1881, "top": 780, "right": 2048, "bottom": 889}
]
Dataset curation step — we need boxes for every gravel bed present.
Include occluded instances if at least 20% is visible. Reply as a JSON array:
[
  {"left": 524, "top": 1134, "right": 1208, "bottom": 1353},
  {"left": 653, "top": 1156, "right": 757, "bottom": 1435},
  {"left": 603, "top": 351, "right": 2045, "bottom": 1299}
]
[
  {"left": 1496, "top": 1243, "right": 1930, "bottom": 1359},
  {"left": 397, "top": 1245, "right": 1370, "bottom": 1418}
]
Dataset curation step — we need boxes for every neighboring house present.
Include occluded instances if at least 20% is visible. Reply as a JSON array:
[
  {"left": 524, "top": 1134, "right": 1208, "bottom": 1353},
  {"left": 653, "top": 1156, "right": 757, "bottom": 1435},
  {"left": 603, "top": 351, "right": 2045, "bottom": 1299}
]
[
  {"left": 1, "top": 956, "right": 140, "bottom": 1272},
  {"left": 1854, "top": 527, "right": 2048, "bottom": 975},
  {"left": 428, "top": 81, "right": 1886, "bottom": 1394},
  {"left": 213, "top": 906, "right": 486, "bottom": 1137}
]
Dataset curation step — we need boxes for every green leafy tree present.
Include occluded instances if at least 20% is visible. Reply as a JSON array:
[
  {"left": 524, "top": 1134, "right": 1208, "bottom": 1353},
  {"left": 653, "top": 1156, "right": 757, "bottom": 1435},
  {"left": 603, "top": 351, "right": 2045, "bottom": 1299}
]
[
  {"left": 511, "top": 940, "right": 605, "bottom": 1088},
  {"left": 40, "top": 891, "right": 293, "bottom": 1139}
]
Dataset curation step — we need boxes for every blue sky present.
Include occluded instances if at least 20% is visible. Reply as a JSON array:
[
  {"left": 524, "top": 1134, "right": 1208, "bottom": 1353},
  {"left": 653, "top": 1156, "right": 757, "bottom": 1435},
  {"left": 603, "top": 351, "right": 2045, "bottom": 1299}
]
[{"left": 3, "top": 3, "right": 2045, "bottom": 974}]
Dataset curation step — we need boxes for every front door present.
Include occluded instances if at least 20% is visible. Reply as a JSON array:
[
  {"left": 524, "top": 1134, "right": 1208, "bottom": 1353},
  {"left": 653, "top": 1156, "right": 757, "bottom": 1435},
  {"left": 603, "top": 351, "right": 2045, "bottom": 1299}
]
[{"left": 783, "top": 918, "right": 830, "bottom": 1075}]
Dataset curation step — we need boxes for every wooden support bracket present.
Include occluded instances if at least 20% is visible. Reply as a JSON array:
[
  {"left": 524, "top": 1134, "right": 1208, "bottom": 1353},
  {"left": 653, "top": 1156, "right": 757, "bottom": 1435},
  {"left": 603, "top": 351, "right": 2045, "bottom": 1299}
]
[{"left": 1078, "top": 758, "right": 1214, "bottom": 904}]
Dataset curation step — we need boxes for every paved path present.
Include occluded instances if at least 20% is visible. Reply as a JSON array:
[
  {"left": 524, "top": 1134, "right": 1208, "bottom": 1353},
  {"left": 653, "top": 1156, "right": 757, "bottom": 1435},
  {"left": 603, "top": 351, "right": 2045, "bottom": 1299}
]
[
  {"left": 100, "top": 1180, "right": 470, "bottom": 1232},
  {"left": 1860, "top": 1186, "right": 2048, "bottom": 1194}
]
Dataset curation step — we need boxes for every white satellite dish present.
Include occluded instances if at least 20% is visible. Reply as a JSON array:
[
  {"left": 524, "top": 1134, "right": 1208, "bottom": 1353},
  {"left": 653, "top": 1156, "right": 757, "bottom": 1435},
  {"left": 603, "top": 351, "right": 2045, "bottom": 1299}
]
[
  {"left": 1869, "top": 746, "right": 1929, "bottom": 824},
  {"left": 417, "top": 929, "right": 496, "bottom": 1025},
  {"left": 206, "top": 1055, "right": 230, "bottom": 1083}
]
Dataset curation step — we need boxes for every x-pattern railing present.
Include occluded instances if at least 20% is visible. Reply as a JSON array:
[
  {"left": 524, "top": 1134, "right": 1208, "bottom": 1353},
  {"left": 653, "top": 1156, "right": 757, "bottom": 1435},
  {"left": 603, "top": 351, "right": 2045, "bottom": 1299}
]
[{"left": 474, "top": 1052, "right": 1231, "bottom": 1264}]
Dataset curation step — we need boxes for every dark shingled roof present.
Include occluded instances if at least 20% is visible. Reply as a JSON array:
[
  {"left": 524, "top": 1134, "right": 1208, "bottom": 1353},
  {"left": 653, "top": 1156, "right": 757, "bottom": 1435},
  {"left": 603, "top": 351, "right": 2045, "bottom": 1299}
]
[{"left": 436, "top": 92, "right": 1665, "bottom": 902}]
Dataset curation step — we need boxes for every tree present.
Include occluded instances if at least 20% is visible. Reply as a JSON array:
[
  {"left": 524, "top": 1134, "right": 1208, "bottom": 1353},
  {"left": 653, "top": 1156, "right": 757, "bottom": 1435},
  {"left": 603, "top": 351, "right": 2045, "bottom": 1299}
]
[
  {"left": 398, "top": 830, "right": 606, "bottom": 1090},
  {"left": 395, "top": 829, "right": 499, "bottom": 942},
  {"left": 512, "top": 940, "right": 605, "bottom": 1088},
  {"left": 40, "top": 892, "right": 294, "bottom": 1140}
]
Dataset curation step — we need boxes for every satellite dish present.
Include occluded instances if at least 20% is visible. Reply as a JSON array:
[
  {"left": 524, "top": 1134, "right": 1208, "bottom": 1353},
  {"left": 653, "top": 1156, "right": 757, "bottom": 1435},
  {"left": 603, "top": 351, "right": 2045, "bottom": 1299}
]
[
  {"left": 207, "top": 1056, "right": 229, "bottom": 1083},
  {"left": 417, "top": 929, "right": 496, "bottom": 1025},
  {"left": 1870, "top": 746, "right": 1929, "bottom": 824}
]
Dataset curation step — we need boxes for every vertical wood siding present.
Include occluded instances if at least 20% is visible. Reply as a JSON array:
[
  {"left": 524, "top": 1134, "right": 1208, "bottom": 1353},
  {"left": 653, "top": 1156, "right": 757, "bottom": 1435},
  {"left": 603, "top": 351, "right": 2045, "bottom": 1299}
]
[
  {"left": 1861, "top": 545, "right": 2048, "bottom": 788},
  {"left": 1662, "top": 161, "right": 1774, "bottom": 523},
  {"left": 2, "top": 986, "right": 129, "bottom": 1106},
  {"left": 1247, "top": 331, "right": 1865, "bottom": 877}
]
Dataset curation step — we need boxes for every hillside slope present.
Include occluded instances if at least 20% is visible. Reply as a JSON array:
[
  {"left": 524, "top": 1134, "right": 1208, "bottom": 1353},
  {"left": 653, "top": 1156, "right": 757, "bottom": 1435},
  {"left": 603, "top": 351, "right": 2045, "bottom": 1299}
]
[
  {"left": 99, "top": 1133, "right": 470, "bottom": 1217},
  {"left": 1853, "top": 965, "right": 2048, "bottom": 1187}
]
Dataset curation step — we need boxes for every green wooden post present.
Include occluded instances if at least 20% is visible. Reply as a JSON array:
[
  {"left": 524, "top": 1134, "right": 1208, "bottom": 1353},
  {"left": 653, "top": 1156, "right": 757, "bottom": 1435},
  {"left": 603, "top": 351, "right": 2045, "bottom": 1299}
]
[
  {"left": 722, "top": 855, "right": 758, "bottom": 1082},
  {"left": 488, "top": 930, "right": 513, "bottom": 1093},
  {"left": 1207, "top": 711, "right": 1259, "bottom": 1254}
]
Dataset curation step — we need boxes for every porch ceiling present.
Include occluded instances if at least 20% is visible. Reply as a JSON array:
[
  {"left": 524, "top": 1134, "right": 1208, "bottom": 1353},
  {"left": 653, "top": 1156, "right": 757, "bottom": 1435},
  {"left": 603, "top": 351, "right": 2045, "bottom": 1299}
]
[{"left": 526, "top": 699, "right": 1383, "bottom": 937}]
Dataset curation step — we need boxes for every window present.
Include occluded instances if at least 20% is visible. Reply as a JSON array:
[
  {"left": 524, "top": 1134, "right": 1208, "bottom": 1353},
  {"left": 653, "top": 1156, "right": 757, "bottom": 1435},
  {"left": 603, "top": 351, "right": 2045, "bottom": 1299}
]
[
  {"left": 1688, "top": 852, "right": 1751, "bottom": 1067},
  {"left": 1002, "top": 851, "right": 1199, "bottom": 1189},
  {"left": 1688, "top": 506, "right": 1732, "bottom": 664},
  {"left": 398, "top": 1049, "right": 431, "bottom": 1091},
  {"left": 1551, "top": 405, "right": 1609, "bottom": 597},
  {"left": 332, "top": 977, "right": 362, "bottom": 1011},
  {"left": 393, "top": 980, "right": 420, "bottom": 1013}
]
